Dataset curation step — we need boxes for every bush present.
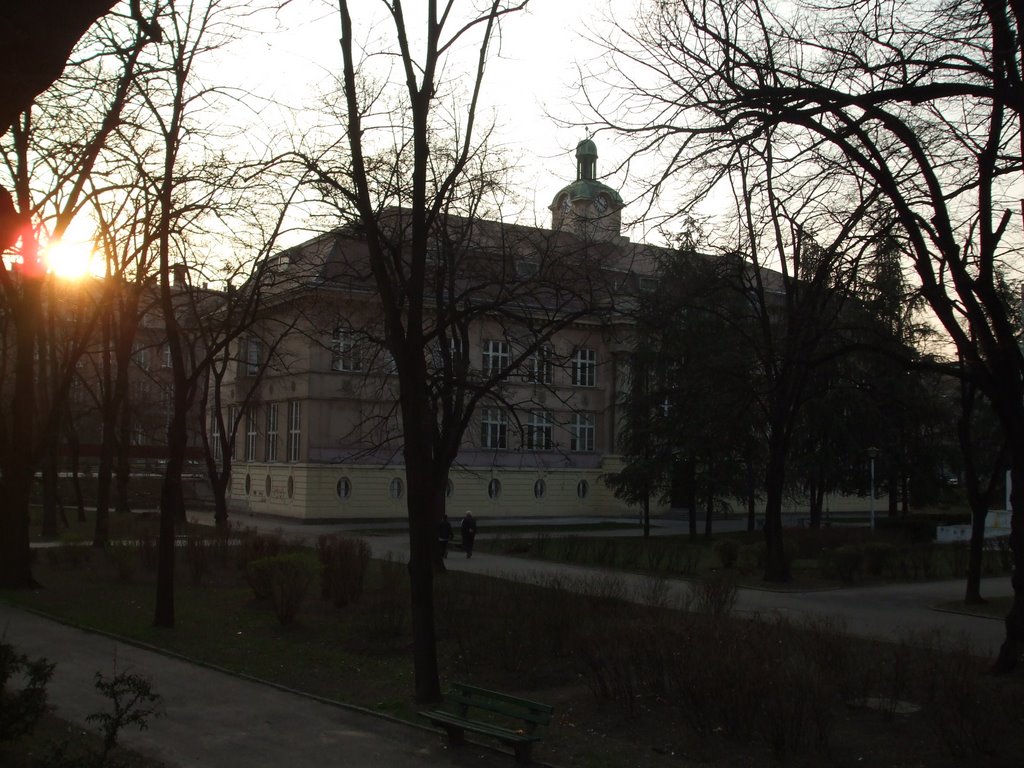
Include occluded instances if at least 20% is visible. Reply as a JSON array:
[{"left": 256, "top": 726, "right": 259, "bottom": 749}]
[
  {"left": 737, "top": 542, "right": 765, "bottom": 572},
  {"left": 828, "top": 545, "right": 863, "bottom": 583},
  {"left": 247, "top": 553, "right": 318, "bottom": 625},
  {"left": 0, "top": 640, "right": 54, "bottom": 744},
  {"left": 236, "top": 529, "right": 283, "bottom": 573},
  {"left": 106, "top": 544, "right": 137, "bottom": 584},
  {"left": 862, "top": 542, "right": 897, "bottom": 576},
  {"left": 690, "top": 574, "right": 737, "bottom": 616},
  {"left": 317, "top": 535, "right": 372, "bottom": 607},
  {"left": 185, "top": 535, "right": 211, "bottom": 585},
  {"left": 715, "top": 538, "right": 740, "bottom": 568}
]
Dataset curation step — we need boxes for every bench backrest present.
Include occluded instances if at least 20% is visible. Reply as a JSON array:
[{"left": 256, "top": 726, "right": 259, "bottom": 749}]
[{"left": 447, "top": 683, "right": 554, "bottom": 731}]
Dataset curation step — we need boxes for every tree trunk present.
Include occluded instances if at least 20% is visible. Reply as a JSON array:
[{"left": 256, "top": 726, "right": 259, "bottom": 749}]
[
  {"left": 965, "top": 505, "right": 987, "bottom": 605},
  {"left": 154, "top": 409, "right": 188, "bottom": 628},
  {"left": 405, "top": 462, "right": 442, "bottom": 704},
  {"left": 746, "top": 453, "right": 756, "bottom": 532},
  {"left": 808, "top": 479, "right": 823, "bottom": 528},
  {"left": 40, "top": 449, "right": 60, "bottom": 539},
  {"left": 0, "top": 278, "right": 42, "bottom": 589},
  {"left": 763, "top": 435, "right": 790, "bottom": 582},
  {"left": 93, "top": 428, "right": 115, "bottom": 547},
  {"left": 887, "top": 467, "right": 899, "bottom": 517},
  {"left": 114, "top": 395, "right": 133, "bottom": 514},
  {"left": 704, "top": 482, "right": 713, "bottom": 538},
  {"left": 993, "top": 457, "right": 1024, "bottom": 672},
  {"left": 642, "top": 491, "right": 650, "bottom": 538}
]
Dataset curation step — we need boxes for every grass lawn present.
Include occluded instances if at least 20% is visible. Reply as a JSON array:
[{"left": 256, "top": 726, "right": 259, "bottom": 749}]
[{"left": 3, "top": 528, "right": 1024, "bottom": 768}]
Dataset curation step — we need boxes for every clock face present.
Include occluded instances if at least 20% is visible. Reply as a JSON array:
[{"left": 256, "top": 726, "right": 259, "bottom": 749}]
[{"left": 594, "top": 194, "right": 608, "bottom": 213}]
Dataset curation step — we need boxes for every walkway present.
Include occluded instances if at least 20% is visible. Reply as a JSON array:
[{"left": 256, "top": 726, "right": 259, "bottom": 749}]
[
  {"left": 0, "top": 603, "right": 510, "bottom": 767},
  {"left": 5, "top": 512, "right": 1012, "bottom": 767}
]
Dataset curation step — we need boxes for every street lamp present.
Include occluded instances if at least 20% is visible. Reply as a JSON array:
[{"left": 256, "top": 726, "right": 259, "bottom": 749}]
[{"left": 866, "top": 446, "right": 879, "bottom": 532}]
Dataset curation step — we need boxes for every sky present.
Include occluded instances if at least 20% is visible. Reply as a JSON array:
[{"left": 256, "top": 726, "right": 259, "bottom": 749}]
[{"left": 204, "top": 0, "right": 634, "bottom": 242}]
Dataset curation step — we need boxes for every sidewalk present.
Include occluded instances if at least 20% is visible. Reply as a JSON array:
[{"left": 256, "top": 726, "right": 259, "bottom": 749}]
[
  {"left": 201, "top": 509, "right": 1013, "bottom": 656},
  {"left": 8, "top": 512, "right": 1011, "bottom": 767},
  {"left": 0, "top": 603, "right": 510, "bottom": 768}
]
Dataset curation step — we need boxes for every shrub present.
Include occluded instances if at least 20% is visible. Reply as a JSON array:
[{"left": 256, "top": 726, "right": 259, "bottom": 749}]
[
  {"left": 690, "top": 574, "right": 737, "bottom": 616},
  {"left": 715, "top": 538, "right": 740, "bottom": 568},
  {"left": 317, "top": 535, "right": 372, "bottom": 607},
  {"left": 185, "top": 535, "right": 211, "bottom": 585},
  {"left": 247, "top": 553, "right": 318, "bottom": 625},
  {"left": 236, "top": 529, "right": 283, "bottom": 573},
  {"left": 862, "top": 542, "right": 897, "bottom": 576},
  {"left": 737, "top": 542, "right": 765, "bottom": 572},
  {"left": 88, "top": 669, "right": 163, "bottom": 759},
  {"left": 828, "top": 545, "right": 863, "bottom": 583},
  {"left": 106, "top": 544, "right": 137, "bottom": 584},
  {"left": 0, "top": 640, "right": 54, "bottom": 744}
]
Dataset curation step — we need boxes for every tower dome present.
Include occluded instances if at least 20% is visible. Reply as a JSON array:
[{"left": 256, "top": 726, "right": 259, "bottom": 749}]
[{"left": 549, "top": 138, "right": 623, "bottom": 240}]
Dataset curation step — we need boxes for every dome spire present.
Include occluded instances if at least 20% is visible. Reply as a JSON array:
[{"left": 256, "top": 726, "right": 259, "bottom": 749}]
[{"left": 576, "top": 137, "right": 597, "bottom": 181}]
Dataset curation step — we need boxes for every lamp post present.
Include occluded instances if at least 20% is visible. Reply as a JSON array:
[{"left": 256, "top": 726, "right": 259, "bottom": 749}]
[{"left": 867, "top": 447, "right": 879, "bottom": 532}]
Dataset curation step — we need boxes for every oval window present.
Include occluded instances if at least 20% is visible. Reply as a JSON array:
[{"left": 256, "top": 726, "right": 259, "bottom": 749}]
[
  {"left": 577, "top": 479, "right": 589, "bottom": 499},
  {"left": 244, "top": 474, "right": 252, "bottom": 495},
  {"left": 389, "top": 477, "right": 404, "bottom": 499},
  {"left": 533, "top": 479, "right": 546, "bottom": 499},
  {"left": 265, "top": 475, "right": 272, "bottom": 496},
  {"left": 336, "top": 477, "right": 352, "bottom": 500},
  {"left": 445, "top": 478, "right": 454, "bottom": 498},
  {"left": 488, "top": 478, "right": 501, "bottom": 499}
]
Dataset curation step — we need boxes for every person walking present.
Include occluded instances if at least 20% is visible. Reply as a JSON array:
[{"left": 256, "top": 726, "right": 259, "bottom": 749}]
[
  {"left": 437, "top": 513, "right": 453, "bottom": 559},
  {"left": 460, "top": 511, "right": 477, "bottom": 558}
]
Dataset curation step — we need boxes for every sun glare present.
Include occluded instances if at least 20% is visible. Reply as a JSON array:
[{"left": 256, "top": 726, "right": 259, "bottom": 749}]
[{"left": 44, "top": 238, "right": 98, "bottom": 280}]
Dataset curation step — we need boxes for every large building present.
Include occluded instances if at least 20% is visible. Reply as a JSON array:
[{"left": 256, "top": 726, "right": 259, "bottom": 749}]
[{"left": 224, "top": 141, "right": 666, "bottom": 520}]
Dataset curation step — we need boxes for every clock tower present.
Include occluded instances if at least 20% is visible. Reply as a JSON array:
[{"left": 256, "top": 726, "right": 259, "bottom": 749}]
[{"left": 549, "top": 138, "right": 624, "bottom": 241}]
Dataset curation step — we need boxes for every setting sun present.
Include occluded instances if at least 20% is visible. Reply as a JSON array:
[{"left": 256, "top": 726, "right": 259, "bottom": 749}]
[{"left": 43, "top": 238, "right": 99, "bottom": 280}]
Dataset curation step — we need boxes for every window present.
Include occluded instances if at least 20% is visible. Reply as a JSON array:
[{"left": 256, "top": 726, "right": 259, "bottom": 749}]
[
  {"left": 571, "top": 347, "right": 597, "bottom": 387},
  {"left": 336, "top": 477, "right": 351, "bottom": 500},
  {"left": 211, "top": 412, "right": 222, "bottom": 462},
  {"left": 487, "top": 478, "right": 502, "bottom": 499},
  {"left": 245, "top": 409, "right": 257, "bottom": 461},
  {"left": 265, "top": 402, "right": 278, "bottom": 462},
  {"left": 533, "top": 479, "right": 546, "bottom": 499},
  {"left": 482, "top": 339, "right": 510, "bottom": 377},
  {"left": 571, "top": 412, "right": 596, "bottom": 452},
  {"left": 577, "top": 479, "right": 590, "bottom": 499},
  {"left": 389, "top": 477, "right": 404, "bottom": 499},
  {"left": 331, "top": 327, "right": 361, "bottom": 372},
  {"left": 228, "top": 406, "right": 239, "bottom": 460},
  {"left": 245, "top": 336, "right": 261, "bottom": 376},
  {"left": 480, "top": 407, "right": 508, "bottom": 449},
  {"left": 163, "top": 343, "right": 172, "bottom": 368},
  {"left": 132, "top": 342, "right": 148, "bottom": 371},
  {"left": 526, "top": 410, "right": 554, "bottom": 450},
  {"left": 526, "top": 344, "right": 553, "bottom": 384},
  {"left": 287, "top": 400, "right": 301, "bottom": 462}
]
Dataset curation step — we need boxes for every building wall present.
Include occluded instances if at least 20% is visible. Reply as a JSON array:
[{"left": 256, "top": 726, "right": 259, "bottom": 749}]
[{"left": 228, "top": 459, "right": 630, "bottom": 521}]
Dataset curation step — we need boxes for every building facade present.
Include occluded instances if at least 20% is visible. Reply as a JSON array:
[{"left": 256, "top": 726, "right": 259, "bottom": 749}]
[{"left": 225, "top": 141, "right": 662, "bottom": 520}]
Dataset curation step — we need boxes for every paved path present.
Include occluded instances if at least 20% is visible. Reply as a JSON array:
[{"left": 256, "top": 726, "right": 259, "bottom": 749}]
[
  {"left": 6, "top": 512, "right": 1012, "bottom": 767},
  {"left": 363, "top": 534, "right": 1012, "bottom": 657},
  {"left": 0, "top": 604, "right": 509, "bottom": 767}
]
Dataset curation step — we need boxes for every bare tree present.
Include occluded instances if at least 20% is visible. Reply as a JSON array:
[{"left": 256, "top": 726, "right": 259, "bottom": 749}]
[
  {"left": 0, "top": 4, "right": 159, "bottom": 587},
  {"left": 310, "top": 0, "right": 635, "bottom": 703},
  {"left": 596, "top": 0, "right": 1024, "bottom": 668}
]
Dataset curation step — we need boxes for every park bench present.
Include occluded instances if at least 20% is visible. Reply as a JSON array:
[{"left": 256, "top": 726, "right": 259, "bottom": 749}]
[{"left": 420, "top": 682, "right": 554, "bottom": 763}]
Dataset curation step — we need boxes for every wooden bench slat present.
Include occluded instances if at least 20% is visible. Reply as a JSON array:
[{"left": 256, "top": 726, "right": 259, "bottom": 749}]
[
  {"left": 420, "top": 711, "right": 542, "bottom": 744},
  {"left": 444, "top": 693, "right": 552, "bottom": 725},
  {"left": 450, "top": 683, "right": 554, "bottom": 714},
  {"left": 420, "top": 683, "right": 553, "bottom": 764}
]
